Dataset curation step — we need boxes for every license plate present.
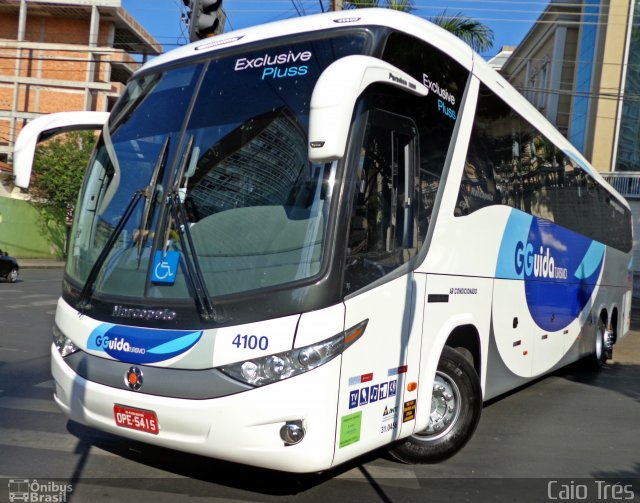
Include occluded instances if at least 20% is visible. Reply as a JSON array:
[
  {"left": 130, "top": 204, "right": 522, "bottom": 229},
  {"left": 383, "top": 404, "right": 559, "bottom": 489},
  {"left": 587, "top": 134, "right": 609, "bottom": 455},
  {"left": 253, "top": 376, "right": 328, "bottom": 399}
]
[{"left": 114, "top": 404, "right": 159, "bottom": 435}]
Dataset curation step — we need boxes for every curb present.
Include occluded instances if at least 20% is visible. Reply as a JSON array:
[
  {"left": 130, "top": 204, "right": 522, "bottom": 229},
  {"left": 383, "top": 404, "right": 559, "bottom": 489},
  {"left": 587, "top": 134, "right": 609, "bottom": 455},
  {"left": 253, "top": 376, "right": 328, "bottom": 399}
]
[{"left": 19, "top": 261, "right": 65, "bottom": 269}]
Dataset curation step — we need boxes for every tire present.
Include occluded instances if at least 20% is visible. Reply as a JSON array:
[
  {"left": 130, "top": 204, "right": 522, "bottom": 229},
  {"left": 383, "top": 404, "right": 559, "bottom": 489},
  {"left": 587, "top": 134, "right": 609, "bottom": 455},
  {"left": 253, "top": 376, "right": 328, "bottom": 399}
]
[
  {"left": 389, "top": 346, "right": 482, "bottom": 464},
  {"left": 584, "top": 319, "right": 607, "bottom": 371},
  {"left": 6, "top": 268, "right": 18, "bottom": 283}
]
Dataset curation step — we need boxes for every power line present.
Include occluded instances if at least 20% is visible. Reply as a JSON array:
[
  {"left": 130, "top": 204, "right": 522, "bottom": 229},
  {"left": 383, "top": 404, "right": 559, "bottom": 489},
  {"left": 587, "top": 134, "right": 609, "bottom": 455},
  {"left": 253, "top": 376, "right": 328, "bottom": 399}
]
[
  {"left": 0, "top": 55, "right": 138, "bottom": 63},
  {"left": 1, "top": 2, "right": 638, "bottom": 106},
  {"left": 228, "top": 0, "right": 608, "bottom": 5},
  {"left": 515, "top": 84, "right": 640, "bottom": 103},
  {"left": 1, "top": 6, "right": 633, "bottom": 52},
  {"left": 6, "top": 42, "right": 640, "bottom": 73},
  {"left": 2, "top": 61, "right": 640, "bottom": 106}
]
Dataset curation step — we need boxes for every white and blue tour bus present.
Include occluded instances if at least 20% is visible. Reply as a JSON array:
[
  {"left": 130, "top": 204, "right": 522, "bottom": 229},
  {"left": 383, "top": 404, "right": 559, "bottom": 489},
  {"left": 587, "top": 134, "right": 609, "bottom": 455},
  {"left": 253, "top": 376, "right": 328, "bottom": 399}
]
[{"left": 13, "top": 8, "right": 633, "bottom": 473}]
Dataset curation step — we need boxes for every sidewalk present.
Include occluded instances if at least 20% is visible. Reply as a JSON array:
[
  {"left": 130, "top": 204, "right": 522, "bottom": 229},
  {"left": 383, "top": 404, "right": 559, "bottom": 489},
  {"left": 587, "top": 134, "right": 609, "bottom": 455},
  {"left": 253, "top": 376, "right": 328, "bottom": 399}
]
[{"left": 19, "top": 258, "right": 65, "bottom": 269}]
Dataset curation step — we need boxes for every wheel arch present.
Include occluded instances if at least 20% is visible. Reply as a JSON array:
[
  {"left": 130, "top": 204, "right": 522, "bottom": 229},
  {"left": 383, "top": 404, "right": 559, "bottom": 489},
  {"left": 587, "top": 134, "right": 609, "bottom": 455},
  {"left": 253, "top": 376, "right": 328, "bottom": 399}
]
[
  {"left": 390, "top": 337, "right": 483, "bottom": 464},
  {"left": 446, "top": 324, "right": 481, "bottom": 378},
  {"left": 414, "top": 315, "right": 485, "bottom": 434},
  {"left": 598, "top": 307, "right": 608, "bottom": 328}
]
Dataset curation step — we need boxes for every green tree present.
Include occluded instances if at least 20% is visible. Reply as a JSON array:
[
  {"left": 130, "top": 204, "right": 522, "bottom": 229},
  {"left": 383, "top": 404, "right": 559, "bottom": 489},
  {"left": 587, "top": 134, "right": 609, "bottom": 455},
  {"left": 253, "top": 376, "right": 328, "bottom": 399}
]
[
  {"left": 31, "top": 130, "right": 97, "bottom": 224},
  {"left": 429, "top": 10, "right": 494, "bottom": 54},
  {"left": 343, "top": 2, "right": 494, "bottom": 53}
]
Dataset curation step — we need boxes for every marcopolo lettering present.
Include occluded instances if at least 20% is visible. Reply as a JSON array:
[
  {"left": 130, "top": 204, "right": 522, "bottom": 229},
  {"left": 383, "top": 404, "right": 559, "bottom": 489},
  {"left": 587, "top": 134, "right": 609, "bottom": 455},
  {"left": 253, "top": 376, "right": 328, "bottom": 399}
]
[
  {"left": 112, "top": 305, "right": 177, "bottom": 321},
  {"left": 388, "top": 72, "right": 417, "bottom": 90},
  {"left": 514, "top": 242, "right": 568, "bottom": 280},
  {"left": 194, "top": 35, "right": 244, "bottom": 51}
]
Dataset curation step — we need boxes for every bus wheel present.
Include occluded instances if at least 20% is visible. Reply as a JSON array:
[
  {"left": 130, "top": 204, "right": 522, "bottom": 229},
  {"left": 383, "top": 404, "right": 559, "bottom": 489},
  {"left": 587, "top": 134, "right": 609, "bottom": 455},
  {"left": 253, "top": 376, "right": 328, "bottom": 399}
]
[
  {"left": 585, "top": 320, "right": 607, "bottom": 370},
  {"left": 389, "top": 347, "right": 481, "bottom": 464}
]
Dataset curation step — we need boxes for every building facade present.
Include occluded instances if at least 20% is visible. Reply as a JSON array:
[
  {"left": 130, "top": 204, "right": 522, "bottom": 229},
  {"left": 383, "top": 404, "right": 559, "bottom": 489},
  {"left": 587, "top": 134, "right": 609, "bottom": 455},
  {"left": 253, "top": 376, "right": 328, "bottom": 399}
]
[
  {"left": 0, "top": 0, "right": 161, "bottom": 163},
  {"left": 499, "top": 0, "right": 636, "bottom": 173},
  {"left": 615, "top": 1, "right": 640, "bottom": 172},
  {"left": 499, "top": 0, "right": 640, "bottom": 293}
]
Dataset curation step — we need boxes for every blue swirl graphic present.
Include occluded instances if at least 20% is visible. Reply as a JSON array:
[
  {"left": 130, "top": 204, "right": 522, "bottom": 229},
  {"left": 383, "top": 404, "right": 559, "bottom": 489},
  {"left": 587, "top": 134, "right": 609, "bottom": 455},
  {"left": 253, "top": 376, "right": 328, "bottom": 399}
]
[
  {"left": 496, "top": 210, "right": 604, "bottom": 331},
  {"left": 87, "top": 324, "right": 203, "bottom": 364}
]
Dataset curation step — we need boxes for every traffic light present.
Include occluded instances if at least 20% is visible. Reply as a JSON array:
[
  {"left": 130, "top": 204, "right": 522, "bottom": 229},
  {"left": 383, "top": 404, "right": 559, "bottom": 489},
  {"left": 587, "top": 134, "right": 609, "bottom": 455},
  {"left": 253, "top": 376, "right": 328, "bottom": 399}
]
[{"left": 187, "top": 0, "right": 225, "bottom": 42}]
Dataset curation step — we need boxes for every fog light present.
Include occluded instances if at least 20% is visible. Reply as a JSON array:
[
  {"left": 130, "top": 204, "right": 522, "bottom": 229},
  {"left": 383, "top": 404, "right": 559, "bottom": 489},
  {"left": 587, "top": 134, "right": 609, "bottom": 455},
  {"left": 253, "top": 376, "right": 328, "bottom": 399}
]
[{"left": 280, "top": 421, "right": 305, "bottom": 445}]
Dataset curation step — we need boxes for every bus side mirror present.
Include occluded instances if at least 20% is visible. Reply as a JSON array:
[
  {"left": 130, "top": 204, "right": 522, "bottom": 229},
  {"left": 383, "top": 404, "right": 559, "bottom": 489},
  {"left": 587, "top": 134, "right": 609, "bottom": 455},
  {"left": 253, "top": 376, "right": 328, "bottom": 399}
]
[
  {"left": 308, "top": 55, "right": 427, "bottom": 163},
  {"left": 13, "top": 111, "right": 109, "bottom": 189}
]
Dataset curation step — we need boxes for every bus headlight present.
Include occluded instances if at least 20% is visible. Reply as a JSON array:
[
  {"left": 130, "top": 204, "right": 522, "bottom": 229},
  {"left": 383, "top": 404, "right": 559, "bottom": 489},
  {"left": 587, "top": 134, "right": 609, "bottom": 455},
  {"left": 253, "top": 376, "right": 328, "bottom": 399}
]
[
  {"left": 53, "top": 323, "right": 79, "bottom": 357},
  {"left": 219, "top": 320, "right": 367, "bottom": 387}
]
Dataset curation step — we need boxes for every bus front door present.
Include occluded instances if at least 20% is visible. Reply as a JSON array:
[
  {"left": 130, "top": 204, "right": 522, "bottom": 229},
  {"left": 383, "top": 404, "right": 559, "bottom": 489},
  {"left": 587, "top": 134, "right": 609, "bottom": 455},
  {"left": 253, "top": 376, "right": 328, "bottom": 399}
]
[{"left": 333, "top": 108, "right": 425, "bottom": 464}]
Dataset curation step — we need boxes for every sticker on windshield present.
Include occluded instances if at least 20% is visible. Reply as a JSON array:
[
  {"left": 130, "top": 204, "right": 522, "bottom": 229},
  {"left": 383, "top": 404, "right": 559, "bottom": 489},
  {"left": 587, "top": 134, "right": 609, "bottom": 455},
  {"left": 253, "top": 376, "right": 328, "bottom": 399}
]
[
  {"left": 234, "top": 50, "right": 312, "bottom": 80},
  {"left": 152, "top": 251, "right": 180, "bottom": 284}
]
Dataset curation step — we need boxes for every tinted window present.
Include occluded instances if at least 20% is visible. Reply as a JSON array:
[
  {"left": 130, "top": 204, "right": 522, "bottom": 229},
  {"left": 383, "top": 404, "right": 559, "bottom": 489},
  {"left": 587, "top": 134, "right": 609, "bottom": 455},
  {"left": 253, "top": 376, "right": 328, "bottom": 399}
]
[
  {"left": 67, "top": 34, "right": 371, "bottom": 300},
  {"left": 343, "top": 109, "right": 418, "bottom": 294},
  {"left": 457, "top": 84, "right": 632, "bottom": 252},
  {"left": 342, "top": 34, "right": 470, "bottom": 294},
  {"left": 383, "top": 32, "right": 468, "bottom": 202}
]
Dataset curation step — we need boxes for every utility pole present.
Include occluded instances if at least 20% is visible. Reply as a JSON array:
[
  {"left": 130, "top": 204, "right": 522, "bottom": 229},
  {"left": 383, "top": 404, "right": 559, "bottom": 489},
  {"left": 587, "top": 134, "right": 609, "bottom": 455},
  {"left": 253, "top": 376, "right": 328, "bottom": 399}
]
[{"left": 331, "top": 0, "right": 343, "bottom": 11}]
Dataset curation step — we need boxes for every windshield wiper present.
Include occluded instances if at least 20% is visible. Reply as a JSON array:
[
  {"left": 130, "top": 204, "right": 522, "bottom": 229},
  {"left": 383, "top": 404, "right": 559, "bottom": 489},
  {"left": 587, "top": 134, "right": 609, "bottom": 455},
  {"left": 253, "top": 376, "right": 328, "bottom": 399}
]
[
  {"left": 167, "top": 189, "right": 215, "bottom": 321},
  {"left": 137, "top": 136, "right": 170, "bottom": 259},
  {"left": 162, "top": 136, "right": 216, "bottom": 321},
  {"left": 76, "top": 189, "right": 144, "bottom": 312},
  {"left": 77, "top": 139, "right": 171, "bottom": 312}
]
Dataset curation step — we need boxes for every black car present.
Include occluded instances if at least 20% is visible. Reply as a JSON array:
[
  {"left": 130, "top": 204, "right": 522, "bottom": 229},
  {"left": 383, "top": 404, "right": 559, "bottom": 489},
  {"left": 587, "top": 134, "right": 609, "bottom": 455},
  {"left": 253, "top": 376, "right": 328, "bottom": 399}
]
[{"left": 0, "top": 249, "right": 19, "bottom": 283}]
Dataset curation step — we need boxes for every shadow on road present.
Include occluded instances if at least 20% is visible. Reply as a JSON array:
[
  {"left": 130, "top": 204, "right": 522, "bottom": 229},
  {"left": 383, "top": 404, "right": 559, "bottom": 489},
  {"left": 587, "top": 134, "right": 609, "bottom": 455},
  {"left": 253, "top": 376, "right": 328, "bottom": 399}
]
[
  {"left": 65, "top": 421, "right": 387, "bottom": 498},
  {"left": 556, "top": 301, "right": 640, "bottom": 403},
  {"left": 591, "top": 462, "right": 640, "bottom": 487},
  {"left": 60, "top": 304, "right": 640, "bottom": 498},
  {"left": 557, "top": 361, "right": 640, "bottom": 403}
]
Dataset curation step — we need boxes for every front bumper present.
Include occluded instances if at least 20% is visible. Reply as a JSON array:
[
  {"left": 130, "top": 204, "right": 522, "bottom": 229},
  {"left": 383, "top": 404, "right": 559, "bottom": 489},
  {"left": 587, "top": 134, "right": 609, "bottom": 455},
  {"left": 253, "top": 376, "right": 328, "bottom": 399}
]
[{"left": 51, "top": 344, "right": 341, "bottom": 473}]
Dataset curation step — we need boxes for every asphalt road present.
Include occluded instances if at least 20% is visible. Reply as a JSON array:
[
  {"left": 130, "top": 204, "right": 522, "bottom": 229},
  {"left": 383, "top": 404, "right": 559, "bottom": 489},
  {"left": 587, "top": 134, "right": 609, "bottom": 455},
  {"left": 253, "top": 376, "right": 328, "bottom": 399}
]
[{"left": 0, "top": 269, "right": 639, "bottom": 502}]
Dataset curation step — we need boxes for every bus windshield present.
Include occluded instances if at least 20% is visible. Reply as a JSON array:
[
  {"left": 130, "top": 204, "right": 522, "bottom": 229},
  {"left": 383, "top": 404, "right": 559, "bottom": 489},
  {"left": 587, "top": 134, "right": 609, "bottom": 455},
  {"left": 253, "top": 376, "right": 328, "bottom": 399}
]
[{"left": 66, "top": 33, "right": 368, "bottom": 301}]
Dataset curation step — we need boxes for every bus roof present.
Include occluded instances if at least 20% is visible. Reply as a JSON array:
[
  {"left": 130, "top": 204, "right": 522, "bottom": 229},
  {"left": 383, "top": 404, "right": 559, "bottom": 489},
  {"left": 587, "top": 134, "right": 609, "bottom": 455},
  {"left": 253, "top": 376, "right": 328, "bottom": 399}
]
[
  {"left": 138, "top": 8, "right": 474, "bottom": 75},
  {"left": 135, "top": 8, "right": 632, "bottom": 211}
]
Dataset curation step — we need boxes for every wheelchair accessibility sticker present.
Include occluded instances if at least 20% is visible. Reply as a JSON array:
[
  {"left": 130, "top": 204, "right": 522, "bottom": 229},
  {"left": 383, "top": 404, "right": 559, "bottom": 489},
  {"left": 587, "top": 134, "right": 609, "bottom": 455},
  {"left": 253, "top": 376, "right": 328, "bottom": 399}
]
[{"left": 152, "top": 251, "right": 180, "bottom": 284}]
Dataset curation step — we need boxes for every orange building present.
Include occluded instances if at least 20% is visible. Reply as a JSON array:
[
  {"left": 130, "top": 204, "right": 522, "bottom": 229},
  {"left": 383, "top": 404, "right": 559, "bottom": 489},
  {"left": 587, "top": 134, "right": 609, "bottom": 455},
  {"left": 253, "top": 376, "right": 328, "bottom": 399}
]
[{"left": 0, "top": 0, "right": 161, "bottom": 163}]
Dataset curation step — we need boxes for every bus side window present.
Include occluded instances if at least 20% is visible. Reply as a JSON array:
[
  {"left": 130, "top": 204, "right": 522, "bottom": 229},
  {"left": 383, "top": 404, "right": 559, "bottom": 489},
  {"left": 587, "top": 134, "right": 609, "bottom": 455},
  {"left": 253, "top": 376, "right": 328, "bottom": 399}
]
[
  {"left": 459, "top": 83, "right": 632, "bottom": 253},
  {"left": 343, "top": 108, "right": 419, "bottom": 295}
]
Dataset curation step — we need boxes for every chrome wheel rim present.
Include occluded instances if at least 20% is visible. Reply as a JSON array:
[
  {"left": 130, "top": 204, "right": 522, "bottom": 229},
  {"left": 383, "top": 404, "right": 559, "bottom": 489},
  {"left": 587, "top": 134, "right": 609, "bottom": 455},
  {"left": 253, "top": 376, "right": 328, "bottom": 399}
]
[
  {"left": 8, "top": 269, "right": 17, "bottom": 282},
  {"left": 415, "top": 371, "right": 461, "bottom": 440}
]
